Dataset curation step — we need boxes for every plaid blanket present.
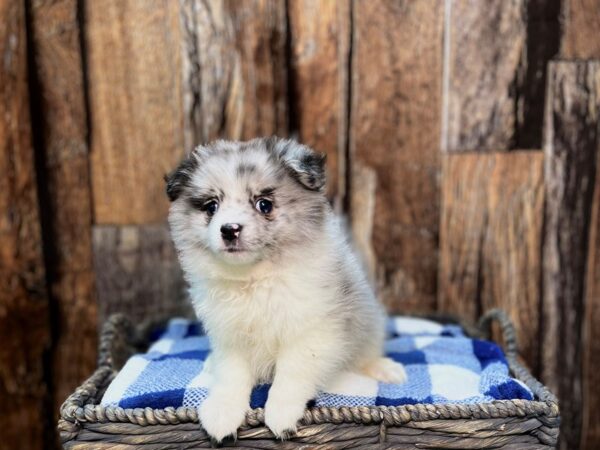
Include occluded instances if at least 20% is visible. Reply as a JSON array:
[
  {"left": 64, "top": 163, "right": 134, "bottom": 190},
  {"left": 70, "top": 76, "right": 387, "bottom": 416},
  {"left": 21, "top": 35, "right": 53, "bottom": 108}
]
[{"left": 101, "top": 316, "right": 533, "bottom": 409}]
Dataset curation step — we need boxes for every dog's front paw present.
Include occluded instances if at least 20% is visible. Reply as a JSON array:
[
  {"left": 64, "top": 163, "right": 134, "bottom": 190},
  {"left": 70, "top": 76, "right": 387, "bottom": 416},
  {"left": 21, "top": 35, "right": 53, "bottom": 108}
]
[
  {"left": 199, "top": 393, "right": 248, "bottom": 443},
  {"left": 264, "top": 394, "right": 305, "bottom": 439},
  {"left": 363, "top": 357, "right": 407, "bottom": 384}
]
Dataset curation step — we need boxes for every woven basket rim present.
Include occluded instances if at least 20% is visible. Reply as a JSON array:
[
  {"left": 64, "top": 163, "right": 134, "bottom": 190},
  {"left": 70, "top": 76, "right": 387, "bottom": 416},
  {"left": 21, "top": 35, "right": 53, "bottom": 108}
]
[{"left": 59, "top": 309, "right": 560, "bottom": 429}]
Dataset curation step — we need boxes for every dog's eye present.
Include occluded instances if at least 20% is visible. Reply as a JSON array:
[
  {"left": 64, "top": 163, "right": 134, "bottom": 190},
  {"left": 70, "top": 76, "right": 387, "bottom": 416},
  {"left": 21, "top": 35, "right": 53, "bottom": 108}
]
[
  {"left": 255, "top": 198, "right": 273, "bottom": 215},
  {"left": 201, "top": 200, "right": 219, "bottom": 216}
]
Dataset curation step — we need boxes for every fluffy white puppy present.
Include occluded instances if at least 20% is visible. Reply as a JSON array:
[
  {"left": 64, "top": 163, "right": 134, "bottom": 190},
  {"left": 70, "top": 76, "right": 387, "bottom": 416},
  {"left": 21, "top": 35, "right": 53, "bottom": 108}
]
[{"left": 166, "top": 137, "right": 406, "bottom": 443}]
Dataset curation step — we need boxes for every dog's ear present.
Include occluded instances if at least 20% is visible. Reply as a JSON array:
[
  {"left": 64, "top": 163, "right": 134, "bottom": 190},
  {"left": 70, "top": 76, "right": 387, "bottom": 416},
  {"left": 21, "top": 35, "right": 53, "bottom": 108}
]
[
  {"left": 165, "top": 153, "right": 200, "bottom": 201},
  {"left": 266, "top": 137, "right": 327, "bottom": 191}
]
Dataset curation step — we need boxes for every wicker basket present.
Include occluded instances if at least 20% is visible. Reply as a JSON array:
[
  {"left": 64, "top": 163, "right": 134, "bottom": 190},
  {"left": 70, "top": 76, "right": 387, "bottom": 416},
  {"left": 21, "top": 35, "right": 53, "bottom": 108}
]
[{"left": 58, "top": 310, "right": 560, "bottom": 449}]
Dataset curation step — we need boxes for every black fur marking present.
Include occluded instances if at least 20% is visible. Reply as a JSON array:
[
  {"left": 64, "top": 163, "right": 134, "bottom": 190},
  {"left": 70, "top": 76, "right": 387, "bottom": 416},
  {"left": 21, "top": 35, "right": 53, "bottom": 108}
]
[
  {"left": 187, "top": 191, "right": 221, "bottom": 226},
  {"left": 305, "top": 201, "right": 326, "bottom": 224},
  {"left": 259, "top": 186, "right": 276, "bottom": 196},
  {"left": 236, "top": 163, "right": 257, "bottom": 177},
  {"left": 264, "top": 135, "right": 283, "bottom": 154},
  {"left": 265, "top": 137, "right": 327, "bottom": 191},
  {"left": 188, "top": 196, "right": 214, "bottom": 211},
  {"left": 165, "top": 155, "right": 198, "bottom": 201},
  {"left": 340, "top": 274, "right": 355, "bottom": 297},
  {"left": 187, "top": 187, "right": 222, "bottom": 207},
  {"left": 297, "top": 152, "right": 327, "bottom": 191}
]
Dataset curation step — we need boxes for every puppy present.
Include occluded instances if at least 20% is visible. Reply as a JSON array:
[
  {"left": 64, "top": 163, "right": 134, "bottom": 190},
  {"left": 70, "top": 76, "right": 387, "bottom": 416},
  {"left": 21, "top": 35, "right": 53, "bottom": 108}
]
[{"left": 166, "top": 137, "right": 406, "bottom": 442}]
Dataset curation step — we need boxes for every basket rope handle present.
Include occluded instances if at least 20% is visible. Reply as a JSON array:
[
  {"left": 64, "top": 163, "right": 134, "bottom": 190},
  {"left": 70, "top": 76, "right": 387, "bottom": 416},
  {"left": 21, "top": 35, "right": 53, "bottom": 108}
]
[
  {"left": 477, "top": 309, "right": 558, "bottom": 404},
  {"left": 476, "top": 308, "right": 519, "bottom": 359},
  {"left": 97, "top": 314, "right": 169, "bottom": 369},
  {"left": 97, "top": 314, "right": 136, "bottom": 368}
]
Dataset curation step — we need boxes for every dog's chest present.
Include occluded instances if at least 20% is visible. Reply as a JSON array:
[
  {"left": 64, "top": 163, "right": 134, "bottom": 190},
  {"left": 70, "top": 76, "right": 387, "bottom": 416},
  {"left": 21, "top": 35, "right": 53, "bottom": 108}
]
[{"left": 202, "top": 274, "right": 328, "bottom": 348}]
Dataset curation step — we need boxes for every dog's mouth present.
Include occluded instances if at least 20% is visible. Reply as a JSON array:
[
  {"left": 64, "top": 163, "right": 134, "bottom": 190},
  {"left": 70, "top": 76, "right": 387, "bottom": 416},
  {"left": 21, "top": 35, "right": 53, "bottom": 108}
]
[
  {"left": 222, "top": 243, "right": 248, "bottom": 254},
  {"left": 219, "top": 244, "right": 259, "bottom": 263},
  {"left": 225, "top": 247, "right": 245, "bottom": 253}
]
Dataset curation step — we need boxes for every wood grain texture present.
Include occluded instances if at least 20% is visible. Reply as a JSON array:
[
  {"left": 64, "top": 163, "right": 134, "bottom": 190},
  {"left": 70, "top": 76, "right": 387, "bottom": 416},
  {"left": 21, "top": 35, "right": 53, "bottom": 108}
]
[
  {"left": 0, "top": 1, "right": 50, "bottom": 447},
  {"left": 180, "top": 0, "right": 237, "bottom": 147},
  {"left": 224, "top": 0, "right": 288, "bottom": 140},
  {"left": 85, "top": 0, "right": 185, "bottom": 224},
  {"left": 583, "top": 143, "right": 600, "bottom": 450},
  {"left": 517, "top": 0, "right": 561, "bottom": 149},
  {"left": 443, "top": 0, "right": 526, "bottom": 152},
  {"left": 93, "top": 225, "right": 190, "bottom": 324},
  {"left": 561, "top": 0, "right": 600, "bottom": 59},
  {"left": 542, "top": 61, "right": 600, "bottom": 450},
  {"left": 350, "top": 0, "right": 443, "bottom": 313},
  {"left": 28, "top": 0, "right": 98, "bottom": 418},
  {"left": 438, "top": 152, "right": 544, "bottom": 373},
  {"left": 288, "top": 0, "right": 349, "bottom": 204},
  {"left": 87, "top": 0, "right": 290, "bottom": 224}
]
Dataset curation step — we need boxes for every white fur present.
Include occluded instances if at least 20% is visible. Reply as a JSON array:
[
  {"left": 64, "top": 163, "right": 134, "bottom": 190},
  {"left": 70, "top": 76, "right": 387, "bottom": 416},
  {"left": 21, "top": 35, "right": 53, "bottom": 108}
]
[{"left": 167, "top": 138, "right": 406, "bottom": 441}]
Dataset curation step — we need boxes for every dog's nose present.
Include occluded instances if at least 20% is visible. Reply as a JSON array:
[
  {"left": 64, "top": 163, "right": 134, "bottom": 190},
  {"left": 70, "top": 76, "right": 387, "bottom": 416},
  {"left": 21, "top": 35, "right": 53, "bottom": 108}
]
[{"left": 220, "top": 223, "right": 243, "bottom": 242}]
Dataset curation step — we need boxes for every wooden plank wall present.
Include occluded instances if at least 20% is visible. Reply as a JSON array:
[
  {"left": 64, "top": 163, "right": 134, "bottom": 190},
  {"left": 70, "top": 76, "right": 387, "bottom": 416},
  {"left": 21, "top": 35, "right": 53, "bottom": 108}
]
[
  {"left": 439, "top": 152, "right": 545, "bottom": 372},
  {"left": 542, "top": 61, "right": 600, "bottom": 450},
  {"left": 560, "top": 6, "right": 600, "bottom": 450},
  {"left": 351, "top": 0, "right": 443, "bottom": 313},
  {"left": 443, "top": 0, "right": 527, "bottom": 152},
  {"left": 2, "top": 0, "right": 600, "bottom": 449},
  {"left": 27, "top": 0, "right": 98, "bottom": 425},
  {"left": 288, "top": 0, "right": 349, "bottom": 204},
  {"left": 0, "top": 2, "right": 50, "bottom": 448},
  {"left": 86, "top": 0, "right": 185, "bottom": 225},
  {"left": 583, "top": 139, "right": 600, "bottom": 450}
]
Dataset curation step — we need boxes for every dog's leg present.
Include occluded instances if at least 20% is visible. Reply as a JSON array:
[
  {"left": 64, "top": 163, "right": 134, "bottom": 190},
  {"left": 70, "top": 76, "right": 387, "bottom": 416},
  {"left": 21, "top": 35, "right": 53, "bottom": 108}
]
[
  {"left": 264, "top": 336, "right": 339, "bottom": 439},
  {"left": 199, "top": 351, "right": 253, "bottom": 443}
]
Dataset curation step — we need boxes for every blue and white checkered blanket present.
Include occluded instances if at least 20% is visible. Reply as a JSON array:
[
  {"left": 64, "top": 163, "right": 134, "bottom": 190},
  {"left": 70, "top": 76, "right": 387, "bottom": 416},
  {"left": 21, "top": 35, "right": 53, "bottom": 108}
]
[{"left": 101, "top": 316, "right": 533, "bottom": 409}]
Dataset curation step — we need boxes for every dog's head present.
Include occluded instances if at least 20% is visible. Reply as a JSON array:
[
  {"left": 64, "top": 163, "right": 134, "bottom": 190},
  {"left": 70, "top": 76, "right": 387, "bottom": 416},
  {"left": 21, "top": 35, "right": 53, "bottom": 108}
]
[{"left": 166, "top": 137, "right": 329, "bottom": 267}]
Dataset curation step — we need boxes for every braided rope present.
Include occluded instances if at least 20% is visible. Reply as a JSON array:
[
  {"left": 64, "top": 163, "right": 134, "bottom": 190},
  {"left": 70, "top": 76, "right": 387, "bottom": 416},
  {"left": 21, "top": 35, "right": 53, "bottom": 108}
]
[
  {"left": 59, "top": 310, "right": 560, "bottom": 442},
  {"left": 478, "top": 309, "right": 558, "bottom": 404}
]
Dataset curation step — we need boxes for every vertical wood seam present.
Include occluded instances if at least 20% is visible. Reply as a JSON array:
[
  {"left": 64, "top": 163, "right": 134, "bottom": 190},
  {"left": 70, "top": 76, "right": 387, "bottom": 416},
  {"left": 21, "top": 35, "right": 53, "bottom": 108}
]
[
  {"left": 283, "top": 0, "right": 298, "bottom": 139},
  {"left": 440, "top": 0, "right": 451, "bottom": 153},
  {"left": 22, "top": 2, "right": 53, "bottom": 443},
  {"left": 77, "top": 0, "right": 96, "bottom": 224},
  {"left": 343, "top": 0, "right": 354, "bottom": 215}
]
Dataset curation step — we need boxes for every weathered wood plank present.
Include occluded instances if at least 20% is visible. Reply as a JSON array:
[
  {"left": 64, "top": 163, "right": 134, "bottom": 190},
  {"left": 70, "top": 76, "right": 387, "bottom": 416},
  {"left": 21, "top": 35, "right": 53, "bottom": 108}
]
[
  {"left": 438, "top": 152, "right": 544, "bottom": 373},
  {"left": 517, "top": 0, "right": 561, "bottom": 148},
  {"left": 443, "top": 0, "right": 526, "bottom": 152},
  {"left": 85, "top": 0, "right": 185, "bottom": 224},
  {"left": 87, "top": 0, "right": 290, "bottom": 224},
  {"left": 561, "top": 0, "right": 600, "bottom": 59},
  {"left": 443, "top": 0, "right": 561, "bottom": 151},
  {"left": 542, "top": 61, "right": 600, "bottom": 450},
  {"left": 288, "top": 0, "right": 349, "bottom": 204},
  {"left": 181, "top": 0, "right": 289, "bottom": 144},
  {"left": 583, "top": 144, "right": 600, "bottom": 450},
  {"left": 28, "top": 0, "right": 98, "bottom": 418},
  {"left": 350, "top": 0, "right": 443, "bottom": 313},
  {"left": 93, "top": 225, "right": 190, "bottom": 324},
  {"left": 224, "top": 0, "right": 288, "bottom": 140},
  {"left": 0, "top": 1, "right": 50, "bottom": 447},
  {"left": 180, "top": 0, "right": 237, "bottom": 147}
]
